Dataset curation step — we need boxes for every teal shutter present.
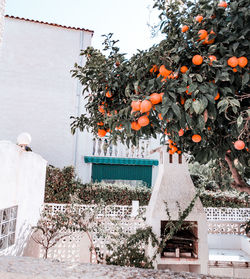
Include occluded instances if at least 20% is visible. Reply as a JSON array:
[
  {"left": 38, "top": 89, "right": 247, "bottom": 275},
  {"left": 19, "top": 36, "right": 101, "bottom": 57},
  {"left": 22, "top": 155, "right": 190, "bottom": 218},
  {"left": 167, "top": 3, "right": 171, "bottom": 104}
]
[{"left": 92, "top": 164, "right": 153, "bottom": 187}]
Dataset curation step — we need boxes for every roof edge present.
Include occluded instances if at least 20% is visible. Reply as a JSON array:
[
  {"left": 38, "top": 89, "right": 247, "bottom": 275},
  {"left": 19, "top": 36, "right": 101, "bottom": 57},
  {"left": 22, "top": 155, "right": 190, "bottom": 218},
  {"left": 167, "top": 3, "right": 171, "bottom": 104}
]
[{"left": 5, "top": 15, "right": 94, "bottom": 34}]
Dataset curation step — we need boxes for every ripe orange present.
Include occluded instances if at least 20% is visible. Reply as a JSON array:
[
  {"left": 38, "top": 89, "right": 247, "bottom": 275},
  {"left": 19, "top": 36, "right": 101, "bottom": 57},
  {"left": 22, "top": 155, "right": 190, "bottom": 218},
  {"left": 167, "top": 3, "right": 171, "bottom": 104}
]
[
  {"left": 97, "top": 122, "right": 104, "bottom": 126},
  {"left": 140, "top": 100, "right": 152, "bottom": 113},
  {"left": 158, "top": 113, "right": 163, "bottom": 120},
  {"left": 209, "top": 55, "right": 217, "bottom": 65},
  {"left": 180, "top": 96, "right": 185, "bottom": 105},
  {"left": 203, "top": 31, "right": 215, "bottom": 45},
  {"left": 232, "top": 68, "right": 237, "bottom": 72},
  {"left": 177, "top": 150, "right": 182, "bottom": 154},
  {"left": 192, "top": 134, "right": 201, "bottom": 143},
  {"left": 131, "top": 121, "right": 141, "bottom": 131},
  {"left": 182, "top": 25, "right": 189, "bottom": 32},
  {"left": 150, "top": 65, "right": 158, "bottom": 73},
  {"left": 131, "top": 100, "right": 141, "bottom": 111},
  {"left": 98, "top": 129, "right": 107, "bottom": 137},
  {"left": 238, "top": 57, "right": 248, "bottom": 68},
  {"left": 150, "top": 93, "right": 162, "bottom": 105},
  {"left": 198, "top": 29, "right": 208, "bottom": 41},
  {"left": 218, "top": 1, "right": 227, "bottom": 8},
  {"left": 169, "top": 150, "right": 175, "bottom": 155},
  {"left": 234, "top": 140, "right": 245, "bottom": 150},
  {"left": 180, "top": 66, "right": 188, "bottom": 73},
  {"left": 171, "top": 146, "right": 178, "bottom": 153},
  {"left": 179, "top": 129, "right": 184, "bottom": 136},
  {"left": 227, "top": 56, "right": 238, "bottom": 68},
  {"left": 98, "top": 105, "right": 105, "bottom": 114},
  {"left": 214, "top": 92, "right": 220, "bottom": 100},
  {"left": 159, "top": 65, "right": 172, "bottom": 78},
  {"left": 106, "top": 91, "right": 112, "bottom": 98},
  {"left": 138, "top": 115, "right": 150, "bottom": 127},
  {"left": 192, "top": 55, "right": 203, "bottom": 65},
  {"left": 195, "top": 15, "right": 203, "bottom": 23}
]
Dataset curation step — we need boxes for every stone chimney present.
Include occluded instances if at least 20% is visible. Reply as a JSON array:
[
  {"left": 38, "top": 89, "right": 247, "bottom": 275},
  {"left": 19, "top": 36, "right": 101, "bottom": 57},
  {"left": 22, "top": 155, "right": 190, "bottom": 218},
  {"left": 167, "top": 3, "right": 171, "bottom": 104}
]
[{"left": 146, "top": 147, "right": 208, "bottom": 274}]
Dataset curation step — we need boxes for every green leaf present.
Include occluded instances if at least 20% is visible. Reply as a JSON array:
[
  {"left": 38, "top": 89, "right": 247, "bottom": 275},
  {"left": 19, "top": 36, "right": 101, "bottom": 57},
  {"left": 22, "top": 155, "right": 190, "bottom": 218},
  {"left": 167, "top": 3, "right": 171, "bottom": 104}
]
[
  {"left": 172, "top": 103, "right": 181, "bottom": 119},
  {"left": 192, "top": 100, "right": 201, "bottom": 114},
  {"left": 196, "top": 74, "right": 203, "bottom": 82},
  {"left": 242, "top": 72, "right": 249, "bottom": 87}
]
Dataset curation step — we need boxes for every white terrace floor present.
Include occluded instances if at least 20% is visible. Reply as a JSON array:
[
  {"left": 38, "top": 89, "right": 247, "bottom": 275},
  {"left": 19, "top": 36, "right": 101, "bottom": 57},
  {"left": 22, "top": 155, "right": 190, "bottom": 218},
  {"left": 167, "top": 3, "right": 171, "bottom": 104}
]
[{"left": 209, "top": 249, "right": 250, "bottom": 262}]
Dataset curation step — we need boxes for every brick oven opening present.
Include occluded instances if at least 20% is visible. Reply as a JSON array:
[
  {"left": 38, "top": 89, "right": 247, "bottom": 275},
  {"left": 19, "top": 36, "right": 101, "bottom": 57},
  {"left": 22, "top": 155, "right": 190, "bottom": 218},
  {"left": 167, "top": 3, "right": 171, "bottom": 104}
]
[{"left": 161, "top": 221, "right": 198, "bottom": 259}]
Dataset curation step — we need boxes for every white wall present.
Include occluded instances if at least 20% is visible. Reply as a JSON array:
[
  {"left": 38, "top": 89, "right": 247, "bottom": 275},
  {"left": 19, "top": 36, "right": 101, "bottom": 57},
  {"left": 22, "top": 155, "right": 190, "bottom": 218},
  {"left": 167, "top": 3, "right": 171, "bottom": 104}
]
[
  {"left": 0, "top": 140, "right": 47, "bottom": 256},
  {"left": 0, "top": 17, "right": 92, "bottom": 182}
]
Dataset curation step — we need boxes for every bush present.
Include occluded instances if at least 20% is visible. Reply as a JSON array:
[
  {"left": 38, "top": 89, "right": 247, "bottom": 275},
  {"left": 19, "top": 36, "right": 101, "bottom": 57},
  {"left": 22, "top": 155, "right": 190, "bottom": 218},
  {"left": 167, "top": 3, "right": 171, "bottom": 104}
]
[
  {"left": 44, "top": 165, "right": 78, "bottom": 203},
  {"left": 78, "top": 182, "right": 151, "bottom": 206}
]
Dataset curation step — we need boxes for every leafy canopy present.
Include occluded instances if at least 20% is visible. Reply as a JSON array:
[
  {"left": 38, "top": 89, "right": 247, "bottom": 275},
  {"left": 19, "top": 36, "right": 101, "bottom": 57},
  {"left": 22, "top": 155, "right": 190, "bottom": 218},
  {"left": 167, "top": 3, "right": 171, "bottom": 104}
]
[{"left": 71, "top": 0, "right": 249, "bottom": 184}]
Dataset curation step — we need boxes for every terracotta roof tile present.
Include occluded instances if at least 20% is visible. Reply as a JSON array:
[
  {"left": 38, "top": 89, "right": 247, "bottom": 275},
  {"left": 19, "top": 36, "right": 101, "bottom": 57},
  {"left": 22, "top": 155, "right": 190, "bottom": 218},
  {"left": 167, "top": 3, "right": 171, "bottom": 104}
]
[{"left": 5, "top": 15, "right": 94, "bottom": 35}]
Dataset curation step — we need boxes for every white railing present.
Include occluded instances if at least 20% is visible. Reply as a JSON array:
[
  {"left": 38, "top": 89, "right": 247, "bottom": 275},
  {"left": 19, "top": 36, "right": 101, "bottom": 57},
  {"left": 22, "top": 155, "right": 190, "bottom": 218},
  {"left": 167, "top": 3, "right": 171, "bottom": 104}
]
[{"left": 92, "top": 138, "right": 150, "bottom": 158}]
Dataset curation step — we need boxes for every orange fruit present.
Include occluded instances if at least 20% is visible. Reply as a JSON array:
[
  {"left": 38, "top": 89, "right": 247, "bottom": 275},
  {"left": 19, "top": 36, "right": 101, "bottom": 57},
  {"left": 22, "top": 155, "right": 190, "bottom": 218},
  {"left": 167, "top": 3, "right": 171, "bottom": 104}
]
[
  {"left": 214, "top": 92, "right": 220, "bottom": 100},
  {"left": 149, "top": 65, "right": 158, "bottom": 73},
  {"left": 180, "top": 66, "right": 188, "bottom": 73},
  {"left": 209, "top": 55, "right": 217, "bottom": 65},
  {"left": 138, "top": 115, "right": 150, "bottom": 127},
  {"left": 198, "top": 29, "right": 208, "bottom": 41},
  {"left": 203, "top": 31, "right": 215, "bottom": 45},
  {"left": 131, "top": 121, "right": 141, "bottom": 131},
  {"left": 106, "top": 91, "right": 112, "bottom": 98},
  {"left": 158, "top": 113, "right": 163, "bottom": 120},
  {"left": 179, "top": 129, "right": 184, "bottom": 136},
  {"left": 140, "top": 100, "right": 152, "bottom": 113},
  {"left": 238, "top": 57, "right": 248, "bottom": 68},
  {"left": 192, "top": 134, "right": 201, "bottom": 143},
  {"left": 169, "top": 150, "right": 175, "bottom": 155},
  {"left": 116, "top": 124, "right": 123, "bottom": 130},
  {"left": 98, "top": 129, "right": 107, "bottom": 137},
  {"left": 97, "top": 122, "right": 104, "bottom": 126},
  {"left": 227, "top": 56, "right": 238, "bottom": 68},
  {"left": 195, "top": 15, "right": 203, "bottom": 23},
  {"left": 234, "top": 140, "right": 245, "bottom": 150},
  {"left": 98, "top": 105, "right": 105, "bottom": 114},
  {"left": 207, "top": 126, "right": 211, "bottom": 131},
  {"left": 150, "top": 93, "right": 162, "bottom": 105},
  {"left": 192, "top": 55, "right": 203, "bottom": 65},
  {"left": 171, "top": 146, "right": 178, "bottom": 152},
  {"left": 218, "top": 1, "right": 227, "bottom": 8},
  {"left": 177, "top": 150, "right": 182, "bottom": 154},
  {"left": 159, "top": 65, "right": 172, "bottom": 78},
  {"left": 131, "top": 100, "right": 141, "bottom": 111},
  {"left": 180, "top": 96, "right": 185, "bottom": 105},
  {"left": 232, "top": 68, "right": 237, "bottom": 72},
  {"left": 182, "top": 25, "right": 189, "bottom": 32},
  {"left": 168, "top": 139, "right": 173, "bottom": 144}
]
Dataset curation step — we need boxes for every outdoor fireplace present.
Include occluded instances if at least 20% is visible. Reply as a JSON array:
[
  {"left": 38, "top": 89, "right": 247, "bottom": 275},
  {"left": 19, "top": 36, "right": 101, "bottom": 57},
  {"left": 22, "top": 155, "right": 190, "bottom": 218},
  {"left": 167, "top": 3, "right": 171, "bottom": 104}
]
[
  {"left": 161, "top": 221, "right": 198, "bottom": 259},
  {"left": 146, "top": 147, "right": 208, "bottom": 274}
]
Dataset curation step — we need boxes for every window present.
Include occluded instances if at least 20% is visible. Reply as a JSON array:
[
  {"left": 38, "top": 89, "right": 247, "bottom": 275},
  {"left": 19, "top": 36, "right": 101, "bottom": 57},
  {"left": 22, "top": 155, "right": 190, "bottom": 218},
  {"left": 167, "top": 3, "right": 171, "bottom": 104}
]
[{"left": 0, "top": 206, "right": 18, "bottom": 251}]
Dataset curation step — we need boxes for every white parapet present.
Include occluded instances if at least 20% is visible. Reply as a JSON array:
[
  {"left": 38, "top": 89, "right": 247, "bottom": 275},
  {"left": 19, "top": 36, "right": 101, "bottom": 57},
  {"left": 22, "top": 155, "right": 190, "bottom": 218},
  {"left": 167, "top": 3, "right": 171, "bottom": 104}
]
[{"left": 0, "top": 140, "right": 47, "bottom": 256}]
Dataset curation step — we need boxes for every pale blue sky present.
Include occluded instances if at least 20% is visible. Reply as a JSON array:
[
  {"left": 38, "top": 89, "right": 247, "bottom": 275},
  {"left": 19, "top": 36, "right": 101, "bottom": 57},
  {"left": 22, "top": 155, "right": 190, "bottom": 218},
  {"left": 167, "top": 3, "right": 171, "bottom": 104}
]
[{"left": 5, "top": 0, "right": 164, "bottom": 57}]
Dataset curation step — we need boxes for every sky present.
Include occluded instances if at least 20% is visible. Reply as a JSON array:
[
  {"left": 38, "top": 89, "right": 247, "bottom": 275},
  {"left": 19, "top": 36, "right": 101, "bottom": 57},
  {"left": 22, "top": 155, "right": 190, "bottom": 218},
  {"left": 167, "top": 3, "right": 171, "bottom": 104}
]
[{"left": 5, "top": 0, "right": 164, "bottom": 57}]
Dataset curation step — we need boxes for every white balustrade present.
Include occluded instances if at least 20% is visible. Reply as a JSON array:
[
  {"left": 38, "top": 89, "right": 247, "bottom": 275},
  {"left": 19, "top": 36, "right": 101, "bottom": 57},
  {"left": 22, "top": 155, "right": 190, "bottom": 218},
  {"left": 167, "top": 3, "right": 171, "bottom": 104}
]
[{"left": 91, "top": 138, "right": 150, "bottom": 158}]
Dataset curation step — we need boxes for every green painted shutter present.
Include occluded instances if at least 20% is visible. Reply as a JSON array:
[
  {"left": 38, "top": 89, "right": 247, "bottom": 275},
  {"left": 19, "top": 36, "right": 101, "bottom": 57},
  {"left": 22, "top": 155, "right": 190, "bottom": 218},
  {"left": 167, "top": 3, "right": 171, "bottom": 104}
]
[{"left": 92, "top": 164, "right": 152, "bottom": 187}]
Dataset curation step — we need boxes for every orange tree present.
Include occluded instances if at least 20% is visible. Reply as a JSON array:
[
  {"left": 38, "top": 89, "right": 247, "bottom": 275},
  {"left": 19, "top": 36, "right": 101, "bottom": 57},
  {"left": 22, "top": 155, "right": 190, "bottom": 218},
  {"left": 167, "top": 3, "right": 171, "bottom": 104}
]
[{"left": 71, "top": 0, "right": 249, "bottom": 193}]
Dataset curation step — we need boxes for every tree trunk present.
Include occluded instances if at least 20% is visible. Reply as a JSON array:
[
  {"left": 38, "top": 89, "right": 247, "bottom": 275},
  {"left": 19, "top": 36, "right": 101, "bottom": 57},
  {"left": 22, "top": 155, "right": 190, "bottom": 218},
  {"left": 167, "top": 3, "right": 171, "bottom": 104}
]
[{"left": 224, "top": 154, "right": 250, "bottom": 195}]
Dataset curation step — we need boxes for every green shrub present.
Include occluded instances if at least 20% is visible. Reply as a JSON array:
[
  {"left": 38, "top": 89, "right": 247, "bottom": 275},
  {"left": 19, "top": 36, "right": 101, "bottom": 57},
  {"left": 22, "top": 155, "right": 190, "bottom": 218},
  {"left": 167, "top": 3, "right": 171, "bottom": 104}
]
[
  {"left": 78, "top": 182, "right": 151, "bottom": 206},
  {"left": 44, "top": 165, "right": 78, "bottom": 203}
]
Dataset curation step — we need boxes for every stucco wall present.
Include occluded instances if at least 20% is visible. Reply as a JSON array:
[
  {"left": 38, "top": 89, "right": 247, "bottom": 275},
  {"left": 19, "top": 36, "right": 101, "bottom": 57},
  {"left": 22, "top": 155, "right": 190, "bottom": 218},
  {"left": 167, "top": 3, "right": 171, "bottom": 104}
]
[
  {"left": 0, "top": 140, "right": 47, "bottom": 256},
  {"left": 0, "top": 17, "right": 92, "bottom": 182}
]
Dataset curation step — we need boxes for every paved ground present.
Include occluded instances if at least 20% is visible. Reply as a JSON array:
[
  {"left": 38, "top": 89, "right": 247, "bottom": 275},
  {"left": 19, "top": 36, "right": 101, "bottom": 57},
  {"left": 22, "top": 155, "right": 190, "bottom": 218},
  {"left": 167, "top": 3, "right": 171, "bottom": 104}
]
[{"left": 0, "top": 256, "right": 231, "bottom": 279}]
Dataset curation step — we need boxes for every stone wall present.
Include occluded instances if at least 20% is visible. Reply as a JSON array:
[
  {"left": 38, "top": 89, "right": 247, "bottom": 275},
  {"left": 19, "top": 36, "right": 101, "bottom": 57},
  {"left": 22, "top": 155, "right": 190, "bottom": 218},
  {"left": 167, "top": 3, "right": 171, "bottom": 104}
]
[{"left": 0, "top": 256, "right": 228, "bottom": 279}]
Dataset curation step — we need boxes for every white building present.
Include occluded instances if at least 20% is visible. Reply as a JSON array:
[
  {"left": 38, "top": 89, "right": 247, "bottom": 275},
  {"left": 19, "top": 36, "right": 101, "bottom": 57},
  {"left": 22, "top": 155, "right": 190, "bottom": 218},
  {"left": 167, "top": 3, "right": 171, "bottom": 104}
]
[{"left": 0, "top": 15, "right": 159, "bottom": 186}]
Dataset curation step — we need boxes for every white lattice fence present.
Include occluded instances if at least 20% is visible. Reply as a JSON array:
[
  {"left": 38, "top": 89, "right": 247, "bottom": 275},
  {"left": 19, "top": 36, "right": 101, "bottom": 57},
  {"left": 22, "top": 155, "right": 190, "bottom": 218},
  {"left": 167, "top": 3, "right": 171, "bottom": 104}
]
[{"left": 45, "top": 204, "right": 249, "bottom": 222}]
